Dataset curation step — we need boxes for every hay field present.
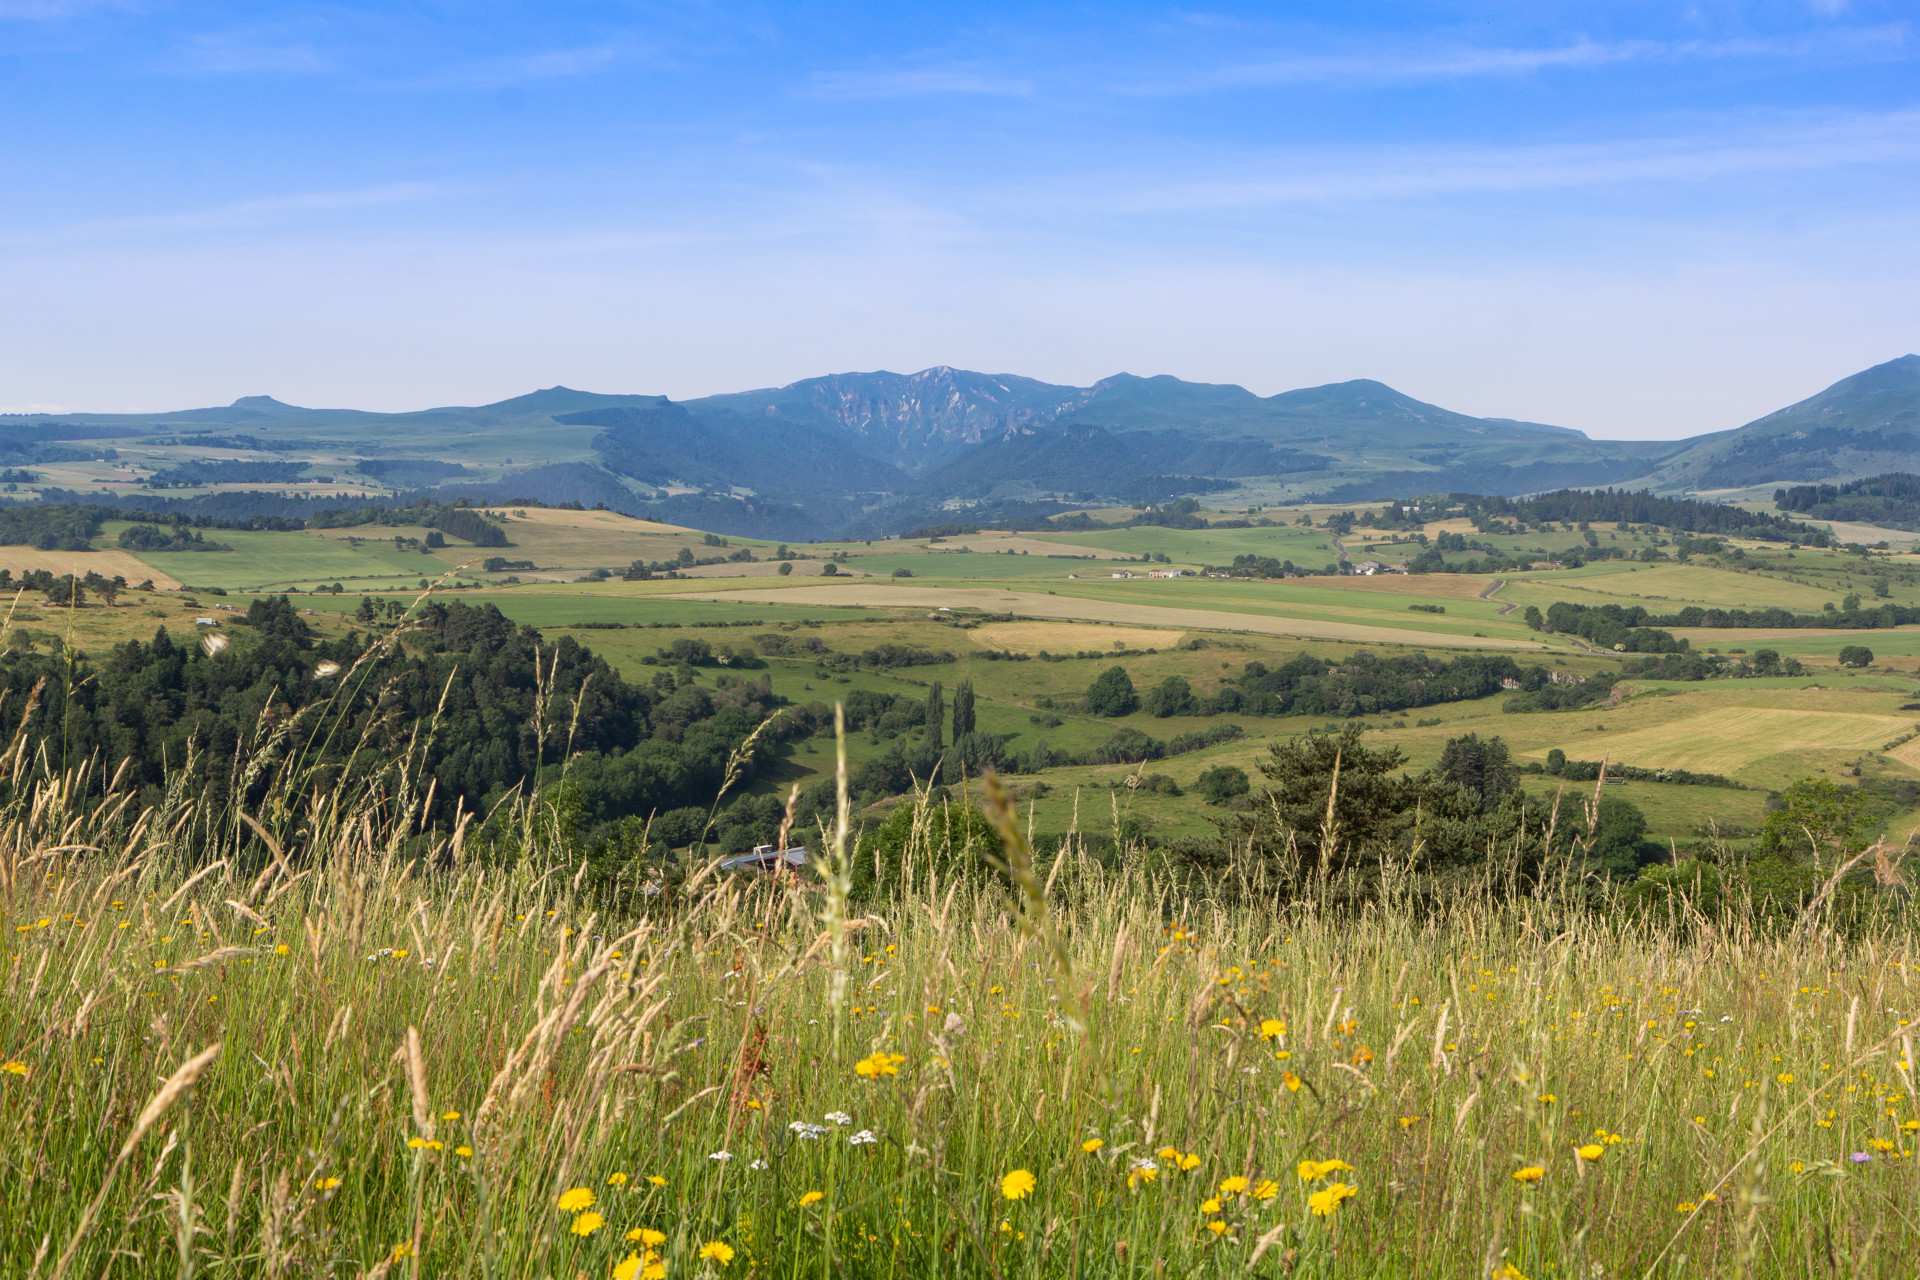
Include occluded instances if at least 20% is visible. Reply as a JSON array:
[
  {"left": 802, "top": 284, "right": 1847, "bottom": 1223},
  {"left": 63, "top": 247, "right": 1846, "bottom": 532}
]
[
  {"left": 660, "top": 584, "right": 1551, "bottom": 650},
  {"left": 1526, "top": 705, "right": 1913, "bottom": 775},
  {"left": 1504, "top": 563, "right": 1844, "bottom": 612},
  {"left": 0, "top": 548, "right": 181, "bottom": 590}
]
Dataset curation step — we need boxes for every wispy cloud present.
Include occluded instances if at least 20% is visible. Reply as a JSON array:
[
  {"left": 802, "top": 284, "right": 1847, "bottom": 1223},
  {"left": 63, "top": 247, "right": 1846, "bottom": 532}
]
[
  {"left": 803, "top": 66, "right": 1033, "bottom": 100},
  {"left": 397, "top": 43, "right": 627, "bottom": 91},
  {"left": 1121, "top": 26, "right": 1912, "bottom": 94},
  {"left": 177, "top": 31, "right": 330, "bottom": 74},
  {"left": 0, "top": 0, "right": 135, "bottom": 20},
  {"left": 1088, "top": 108, "right": 1920, "bottom": 213},
  {"left": 1, "top": 181, "right": 454, "bottom": 245}
]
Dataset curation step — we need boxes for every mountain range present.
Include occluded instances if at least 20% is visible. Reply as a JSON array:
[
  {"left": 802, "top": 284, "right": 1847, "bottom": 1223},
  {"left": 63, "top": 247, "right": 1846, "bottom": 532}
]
[{"left": 6, "top": 355, "right": 1918, "bottom": 540}]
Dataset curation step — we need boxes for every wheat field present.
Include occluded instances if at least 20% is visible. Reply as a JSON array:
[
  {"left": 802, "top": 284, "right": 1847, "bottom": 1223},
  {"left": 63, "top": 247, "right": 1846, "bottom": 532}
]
[{"left": 3, "top": 735, "right": 1919, "bottom": 1280}]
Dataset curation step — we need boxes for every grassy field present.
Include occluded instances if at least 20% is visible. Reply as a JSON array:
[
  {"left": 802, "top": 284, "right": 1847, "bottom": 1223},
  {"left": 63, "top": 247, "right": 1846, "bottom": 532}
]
[
  {"left": 5, "top": 770, "right": 1920, "bottom": 1278},
  {"left": 17, "top": 501, "right": 1920, "bottom": 853}
]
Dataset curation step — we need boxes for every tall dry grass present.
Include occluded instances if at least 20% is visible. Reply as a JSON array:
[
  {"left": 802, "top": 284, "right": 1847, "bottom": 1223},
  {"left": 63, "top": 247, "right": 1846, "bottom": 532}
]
[{"left": 2, "top": 711, "right": 1919, "bottom": 1278}]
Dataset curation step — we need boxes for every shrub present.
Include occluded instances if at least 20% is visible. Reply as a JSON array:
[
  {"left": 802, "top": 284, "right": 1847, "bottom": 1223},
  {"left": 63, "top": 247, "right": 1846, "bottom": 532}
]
[{"left": 1195, "top": 764, "right": 1250, "bottom": 805}]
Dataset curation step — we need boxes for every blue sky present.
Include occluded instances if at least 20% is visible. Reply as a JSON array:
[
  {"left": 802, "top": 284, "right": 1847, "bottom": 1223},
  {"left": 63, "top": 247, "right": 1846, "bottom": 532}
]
[{"left": 1, "top": 1, "right": 1916, "bottom": 438}]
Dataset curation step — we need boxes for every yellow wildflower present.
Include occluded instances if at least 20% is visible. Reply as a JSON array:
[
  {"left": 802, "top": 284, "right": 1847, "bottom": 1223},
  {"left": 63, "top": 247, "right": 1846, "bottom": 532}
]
[
  {"left": 608, "top": 1172, "right": 629, "bottom": 1186},
  {"left": 799, "top": 1190, "right": 824, "bottom": 1207},
  {"left": 1259, "top": 1019, "right": 1285, "bottom": 1040},
  {"left": 698, "top": 1240, "right": 735, "bottom": 1266},
  {"left": 1307, "top": 1182, "right": 1356, "bottom": 1216},
  {"left": 1576, "top": 1144, "right": 1604, "bottom": 1161},
  {"left": 1001, "top": 1169, "right": 1036, "bottom": 1200},
  {"left": 572, "top": 1211, "right": 605, "bottom": 1237},
  {"left": 315, "top": 1177, "right": 341, "bottom": 1191},
  {"left": 1250, "top": 1179, "right": 1279, "bottom": 1200},
  {"left": 557, "top": 1187, "right": 596, "bottom": 1213},
  {"left": 1081, "top": 1138, "right": 1104, "bottom": 1154},
  {"left": 1218, "top": 1175, "right": 1249, "bottom": 1195},
  {"left": 1512, "top": 1166, "right": 1545, "bottom": 1183}
]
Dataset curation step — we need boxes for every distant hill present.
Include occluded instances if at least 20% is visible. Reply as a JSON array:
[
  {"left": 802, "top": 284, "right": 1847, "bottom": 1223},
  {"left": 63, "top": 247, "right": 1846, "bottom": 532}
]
[
  {"left": 1643, "top": 355, "right": 1920, "bottom": 491},
  {"left": 10, "top": 357, "right": 1920, "bottom": 540}
]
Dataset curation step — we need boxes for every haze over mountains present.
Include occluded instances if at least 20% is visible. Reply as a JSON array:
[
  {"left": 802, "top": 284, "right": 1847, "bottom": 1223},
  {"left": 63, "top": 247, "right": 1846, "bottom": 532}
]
[{"left": 6, "top": 356, "right": 1918, "bottom": 541}]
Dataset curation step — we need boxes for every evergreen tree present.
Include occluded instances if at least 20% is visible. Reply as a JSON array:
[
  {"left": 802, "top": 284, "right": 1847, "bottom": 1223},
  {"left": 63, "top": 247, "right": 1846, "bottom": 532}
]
[
  {"left": 925, "top": 681, "right": 944, "bottom": 748},
  {"left": 951, "top": 679, "right": 976, "bottom": 739}
]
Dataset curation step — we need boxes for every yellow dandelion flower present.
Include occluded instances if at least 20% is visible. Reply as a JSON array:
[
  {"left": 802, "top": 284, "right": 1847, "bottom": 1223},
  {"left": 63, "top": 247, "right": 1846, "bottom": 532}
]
[
  {"left": 1299, "top": 1158, "right": 1354, "bottom": 1182},
  {"left": 1494, "top": 1264, "right": 1528, "bottom": 1280},
  {"left": 572, "top": 1211, "right": 605, "bottom": 1237},
  {"left": 1512, "top": 1166, "right": 1545, "bottom": 1183},
  {"left": 1081, "top": 1138, "right": 1104, "bottom": 1154},
  {"left": 406, "top": 1137, "right": 428, "bottom": 1149},
  {"left": 608, "top": 1172, "right": 629, "bottom": 1186},
  {"left": 1576, "top": 1144, "right": 1604, "bottom": 1161},
  {"left": 273, "top": 943, "right": 291, "bottom": 956},
  {"left": 1127, "top": 1165, "right": 1158, "bottom": 1189},
  {"left": 455, "top": 1146, "right": 473, "bottom": 1158},
  {"left": 1156, "top": 1146, "right": 1181, "bottom": 1161},
  {"left": 698, "top": 1240, "right": 735, "bottom": 1266},
  {"left": 1205, "top": 1220, "right": 1228, "bottom": 1236},
  {"left": 441, "top": 1110, "right": 461, "bottom": 1121},
  {"left": 643, "top": 1259, "right": 666, "bottom": 1280},
  {"left": 557, "top": 1187, "right": 596, "bottom": 1213},
  {"left": 648, "top": 1175, "right": 667, "bottom": 1187},
  {"left": 799, "top": 1190, "right": 824, "bottom": 1207},
  {"left": 1307, "top": 1182, "right": 1356, "bottom": 1216},
  {"left": 1218, "top": 1175, "right": 1249, "bottom": 1195},
  {"left": 1001, "top": 1168, "right": 1036, "bottom": 1200},
  {"left": 1259, "top": 1019, "right": 1285, "bottom": 1040},
  {"left": 1179, "top": 1153, "right": 1201, "bottom": 1171},
  {"left": 1, "top": 1062, "right": 27, "bottom": 1078},
  {"left": 315, "top": 1177, "right": 341, "bottom": 1191},
  {"left": 1282, "top": 1070, "right": 1302, "bottom": 1092},
  {"left": 613, "top": 1254, "right": 645, "bottom": 1280},
  {"left": 629, "top": 1228, "right": 668, "bottom": 1247},
  {"left": 1201, "top": 1198, "right": 1222, "bottom": 1214},
  {"left": 1537, "top": 1094, "right": 1555, "bottom": 1105},
  {"left": 1250, "top": 1179, "right": 1279, "bottom": 1200}
]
